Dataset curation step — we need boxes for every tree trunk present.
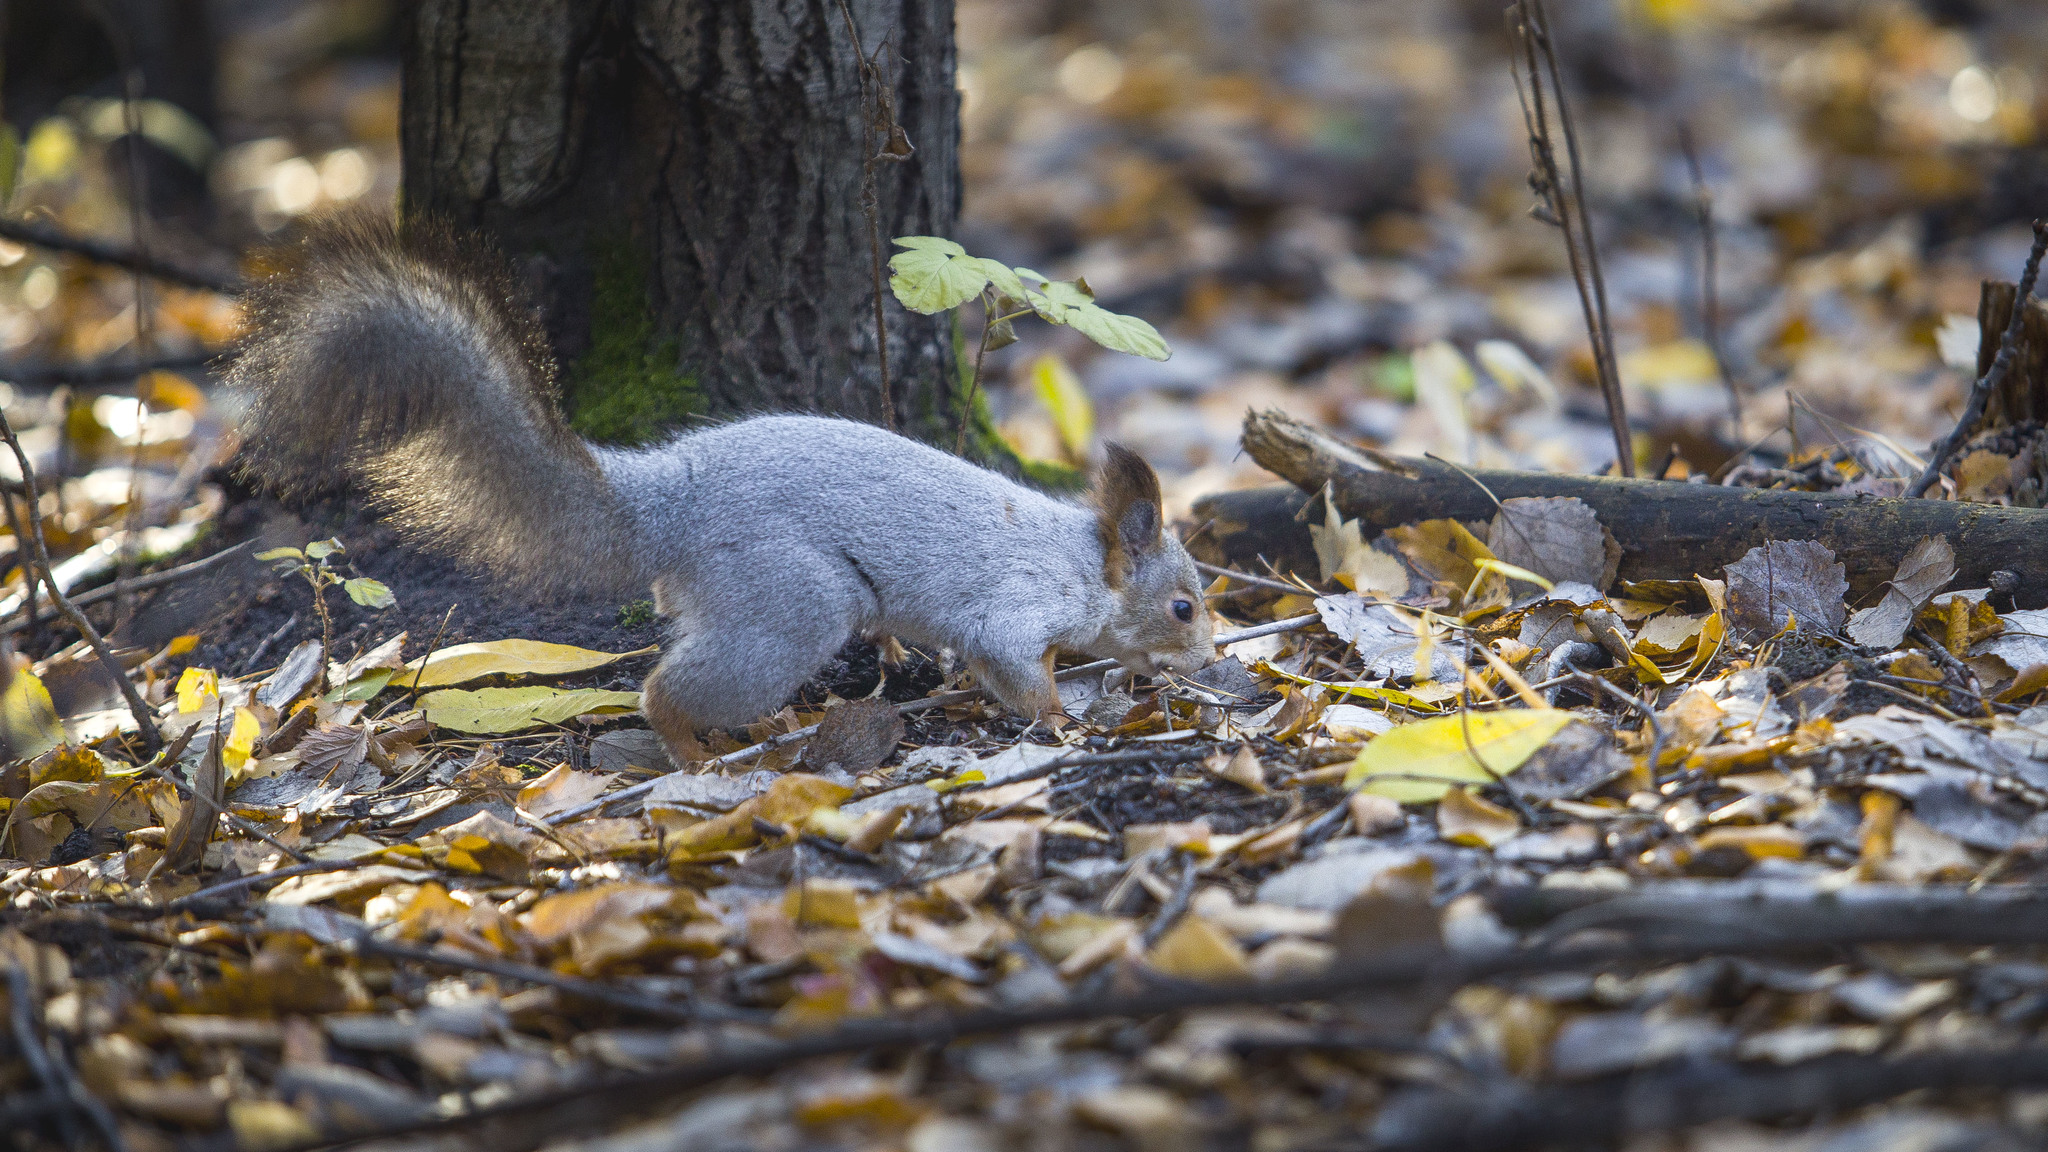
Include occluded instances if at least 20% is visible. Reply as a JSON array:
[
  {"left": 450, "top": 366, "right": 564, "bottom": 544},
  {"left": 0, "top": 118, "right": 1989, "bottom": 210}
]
[{"left": 399, "top": 0, "right": 963, "bottom": 445}]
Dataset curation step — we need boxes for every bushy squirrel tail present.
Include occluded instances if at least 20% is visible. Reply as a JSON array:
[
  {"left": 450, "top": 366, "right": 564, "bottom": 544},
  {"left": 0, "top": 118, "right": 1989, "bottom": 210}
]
[{"left": 228, "top": 216, "right": 646, "bottom": 596}]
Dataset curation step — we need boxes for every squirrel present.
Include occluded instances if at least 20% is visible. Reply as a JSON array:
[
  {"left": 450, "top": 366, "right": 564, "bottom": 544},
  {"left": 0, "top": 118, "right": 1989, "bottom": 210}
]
[{"left": 226, "top": 218, "right": 1216, "bottom": 757}]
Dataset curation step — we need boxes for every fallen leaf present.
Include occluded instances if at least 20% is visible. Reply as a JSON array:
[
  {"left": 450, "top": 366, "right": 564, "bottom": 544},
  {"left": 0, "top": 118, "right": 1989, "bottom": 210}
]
[
  {"left": 399, "top": 639, "right": 657, "bottom": 689},
  {"left": 1436, "top": 785, "right": 1520, "bottom": 846},
  {"left": 1724, "top": 540, "right": 1847, "bottom": 640},
  {"left": 1347, "top": 708, "right": 1572, "bottom": 801},
  {"left": 1147, "top": 915, "right": 1251, "bottom": 981},
  {"left": 1846, "top": 536, "right": 1956, "bottom": 648},
  {"left": 1485, "top": 497, "right": 1618, "bottom": 591},
  {"left": 417, "top": 686, "right": 642, "bottom": 734}
]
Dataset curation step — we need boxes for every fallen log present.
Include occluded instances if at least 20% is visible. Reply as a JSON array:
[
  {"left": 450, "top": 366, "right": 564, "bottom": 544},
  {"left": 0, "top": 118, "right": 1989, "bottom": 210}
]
[{"left": 1189, "top": 409, "right": 2048, "bottom": 604}]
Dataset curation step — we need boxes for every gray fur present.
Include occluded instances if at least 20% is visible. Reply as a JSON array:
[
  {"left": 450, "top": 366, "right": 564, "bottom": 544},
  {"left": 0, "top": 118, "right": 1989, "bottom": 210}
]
[{"left": 231, "top": 221, "right": 1214, "bottom": 735}]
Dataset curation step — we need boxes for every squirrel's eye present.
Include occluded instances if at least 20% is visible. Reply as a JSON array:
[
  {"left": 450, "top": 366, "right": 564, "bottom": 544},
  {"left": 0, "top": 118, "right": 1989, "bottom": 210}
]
[{"left": 1171, "top": 599, "right": 1195, "bottom": 623}]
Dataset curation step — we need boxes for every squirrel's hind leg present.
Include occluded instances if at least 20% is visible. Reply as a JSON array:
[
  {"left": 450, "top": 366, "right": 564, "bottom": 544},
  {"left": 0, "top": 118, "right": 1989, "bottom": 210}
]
[{"left": 642, "top": 610, "right": 856, "bottom": 763}]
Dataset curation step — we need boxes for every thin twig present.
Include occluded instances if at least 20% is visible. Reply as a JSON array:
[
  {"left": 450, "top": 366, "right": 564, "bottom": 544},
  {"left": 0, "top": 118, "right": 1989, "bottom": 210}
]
[
  {"left": 1907, "top": 219, "right": 2048, "bottom": 498},
  {"left": 0, "top": 404, "right": 160, "bottom": 749},
  {"left": 1510, "top": 0, "right": 1632, "bottom": 475},
  {"left": 833, "top": 0, "right": 899, "bottom": 428},
  {"left": 956, "top": 290, "right": 996, "bottom": 455},
  {"left": 3, "top": 542, "right": 253, "bottom": 638},
  {"left": 1193, "top": 560, "right": 1313, "bottom": 595},
  {"left": 1, "top": 488, "right": 43, "bottom": 649},
  {"left": 0, "top": 216, "right": 241, "bottom": 294},
  {"left": 1574, "top": 669, "right": 1669, "bottom": 780},
  {"left": 1678, "top": 122, "right": 1742, "bottom": 433}
]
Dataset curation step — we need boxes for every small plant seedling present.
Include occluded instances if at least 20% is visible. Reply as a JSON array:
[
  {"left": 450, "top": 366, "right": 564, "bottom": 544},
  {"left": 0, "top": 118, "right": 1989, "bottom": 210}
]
[
  {"left": 254, "top": 538, "right": 396, "bottom": 688},
  {"left": 617, "top": 599, "right": 656, "bottom": 628},
  {"left": 887, "top": 236, "right": 1170, "bottom": 453}
]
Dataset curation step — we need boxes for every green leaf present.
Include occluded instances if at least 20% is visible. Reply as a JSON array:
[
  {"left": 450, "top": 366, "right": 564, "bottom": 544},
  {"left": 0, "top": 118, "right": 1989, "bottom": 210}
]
[
  {"left": 343, "top": 577, "right": 395, "bottom": 608},
  {"left": 1345, "top": 708, "right": 1573, "bottom": 802},
  {"left": 1, "top": 668, "right": 62, "bottom": 762},
  {"left": 0, "top": 123, "right": 20, "bottom": 209},
  {"left": 399, "top": 638, "right": 658, "bottom": 690},
  {"left": 304, "top": 538, "right": 343, "bottom": 560},
  {"left": 1026, "top": 280, "right": 1170, "bottom": 361},
  {"left": 889, "top": 246, "right": 992, "bottom": 314},
  {"left": 1064, "top": 304, "right": 1171, "bottom": 361},
  {"left": 418, "top": 686, "right": 643, "bottom": 734},
  {"left": 252, "top": 547, "right": 303, "bottom": 562},
  {"left": 975, "top": 259, "right": 1027, "bottom": 304},
  {"left": 892, "top": 236, "right": 967, "bottom": 255}
]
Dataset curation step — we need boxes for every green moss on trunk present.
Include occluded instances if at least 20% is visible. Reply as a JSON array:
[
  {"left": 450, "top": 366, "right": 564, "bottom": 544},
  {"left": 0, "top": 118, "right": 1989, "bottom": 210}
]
[{"left": 564, "top": 236, "right": 705, "bottom": 444}]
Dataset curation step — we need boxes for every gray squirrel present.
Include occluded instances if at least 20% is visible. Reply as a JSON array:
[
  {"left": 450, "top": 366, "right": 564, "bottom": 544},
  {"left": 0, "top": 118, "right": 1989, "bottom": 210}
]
[{"left": 228, "top": 219, "right": 1215, "bottom": 755}]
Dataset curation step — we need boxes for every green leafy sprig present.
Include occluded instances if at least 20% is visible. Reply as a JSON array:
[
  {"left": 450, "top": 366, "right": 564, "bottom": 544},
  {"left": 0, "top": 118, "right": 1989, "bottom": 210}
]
[{"left": 887, "top": 236, "right": 1169, "bottom": 452}]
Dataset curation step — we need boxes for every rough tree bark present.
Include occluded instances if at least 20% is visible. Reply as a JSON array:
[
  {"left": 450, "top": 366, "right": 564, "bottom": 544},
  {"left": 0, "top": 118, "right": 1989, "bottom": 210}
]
[{"left": 400, "top": 0, "right": 964, "bottom": 445}]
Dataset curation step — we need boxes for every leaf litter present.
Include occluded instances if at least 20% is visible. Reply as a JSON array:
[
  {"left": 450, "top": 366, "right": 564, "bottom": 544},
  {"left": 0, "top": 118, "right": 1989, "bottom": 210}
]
[{"left": 12, "top": 1, "right": 2048, "bottom": 1149}]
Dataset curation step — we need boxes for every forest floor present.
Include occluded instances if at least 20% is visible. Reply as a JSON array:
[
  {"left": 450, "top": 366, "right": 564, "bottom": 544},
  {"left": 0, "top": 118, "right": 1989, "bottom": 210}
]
[{"left": 7, "top": 2, "right": 2048, "bottom": 1152}]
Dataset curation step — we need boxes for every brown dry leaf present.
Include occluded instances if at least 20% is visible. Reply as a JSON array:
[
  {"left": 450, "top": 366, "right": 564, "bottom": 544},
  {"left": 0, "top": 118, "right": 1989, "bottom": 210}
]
[
  {"left": 798, "top": 698, "right": 905, "bottom": 775},
  {"left": 1436, "top": 785, "right": 1520, "bottom": 847},
  {"left": 1846, "top": 535, "right": 1956, "bottom": 649},
  {"left": 1635, "top": 612, "right": 1707, "bottom": 657},
  {"left": 1725, "top": 540, "right": 1847, "bottom": 640},
  {"left": 163, "top": 719, "right": 227, "bottom": 873},
  {"left": 1955, "top": 449, "right": 2013, "bottom": 501},
  {"left": 1124, "top": 819, "right": 1212, "bottom": 857},
  {"left": 522, "top": 882, "right": 682, "bottom": 946},
  {"left": 1309, "top": 497, "right": 1409, "bottom": 594},
  {"left": 1388, "top": 518, "right": 1494, "bottom": 602},
  {"left": 667, "top": 772, "right": 854, "bottom": 859},
  {"left": 1203, "top": 744, "right": 1266, "bottom": 793},
  {"left": 1485, "top": 497, "right": 1618, "bottom": 591},
  {"left": 516, "top": 762, "right": 616, "bottom": 820},
  {"left": 1147, "top": 915, "right": 1251, "bottom": 981}
]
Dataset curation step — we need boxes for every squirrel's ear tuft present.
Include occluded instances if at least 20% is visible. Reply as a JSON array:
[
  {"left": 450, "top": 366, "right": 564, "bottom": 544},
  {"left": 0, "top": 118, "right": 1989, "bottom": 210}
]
[{"left": 1094, "top": 442, "right": 1164, "bottom": 584}]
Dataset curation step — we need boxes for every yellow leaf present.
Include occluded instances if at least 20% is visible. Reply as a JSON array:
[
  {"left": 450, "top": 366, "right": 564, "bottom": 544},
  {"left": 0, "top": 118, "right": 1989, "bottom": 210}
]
[
  {"left": 1146, "top": 915, "right": 1250, "bottom": 982},
  {"left": 1695, "top": 824, "right": 1805, "bottom": 859},
  {"left": 1619, "top": 339, "right": 1718, "bottom": 389},
  {"left": 399, "top": 639, "right": 657, "bottom": 690},
  {"left": 1257, "top": 661, "right": 1459, "bottom": 712},
  {"left": 1, "top": 668, "right": 62, "bottom": 761},
  {"left": 175, "top": 667, "right": 219, "bottom": 714},
  {"left": 785, "top": 878, "right": 863, "bottom": 929},
  {"left": 1346, "top": 708, "right": 1572, "bottom": 801},
  {"left": 417, "top": 686, "right": 642, "bottom": 734},
  {"left": 222, "top": 708, "right": 262, "bottom": 776},
  {"left": 1436, "top": 786, "right": 1521, "bottom": 847},
  {"left": 1029, "top": 354, "right": 1094, "bottom": 462}
]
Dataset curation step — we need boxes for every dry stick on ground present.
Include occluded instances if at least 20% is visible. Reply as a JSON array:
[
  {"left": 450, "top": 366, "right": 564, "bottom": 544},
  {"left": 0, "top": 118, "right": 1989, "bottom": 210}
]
[
  {"left": 1678, "top": 122, "right": 1742, "bottom": 433},
  {"left": 7, "top": 963, "right": 126, "bottom": 1152},
  {"left": 1509, "top": 0, "right": 1631, "bottom": 476},
  {"left": 1353, "top": 1048, "right": 2048, "bottom": 1152},
  {"left": 0, "top": 406, "right": 160, "bottom": 749},
  {"left": 1204, "top": 409, "right": 2048, "bottom": 602},
  {"left": 547, "top": 614, "right": 1323, "bottom": 825},
  {"left": 1907, "top": 219, "right": 2048, "bottom": 498},
  {"left": 2, "top": 488, "right": 44, "bottom": 648},
  {"left": 2, "top": 543, "right": 252, "bottom": 637},
  {"left": 0, "top": 217, "right": 242, "bottom": 295},
  {"left": 279, "top": 893, "right": 2048, "bottom": 1152}
]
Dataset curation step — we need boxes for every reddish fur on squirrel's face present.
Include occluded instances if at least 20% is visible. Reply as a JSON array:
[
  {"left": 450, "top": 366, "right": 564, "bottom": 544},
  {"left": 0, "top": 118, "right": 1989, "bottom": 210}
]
[{"left": 1091, "top": 443, "right": 1214, "bottom": 677}]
